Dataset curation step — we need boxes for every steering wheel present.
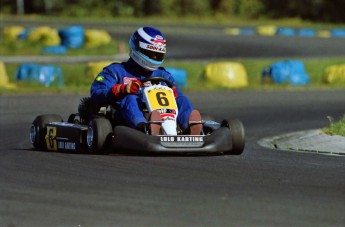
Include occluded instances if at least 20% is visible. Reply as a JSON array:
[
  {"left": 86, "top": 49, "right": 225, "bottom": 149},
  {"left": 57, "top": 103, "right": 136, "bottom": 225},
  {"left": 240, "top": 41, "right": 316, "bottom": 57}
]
[{"left": 141, "top": 77, "right": 173, "bottom": 88}]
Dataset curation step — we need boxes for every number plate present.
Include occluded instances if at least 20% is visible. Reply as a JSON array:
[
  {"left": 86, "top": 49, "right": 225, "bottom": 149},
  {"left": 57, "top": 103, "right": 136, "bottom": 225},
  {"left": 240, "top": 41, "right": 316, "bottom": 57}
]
[
  {"left": 145, "top": 88, "right": 177, "bottom": 110},
  {"left": 46, "top": 126, "right": 58, "bottom": 151}
]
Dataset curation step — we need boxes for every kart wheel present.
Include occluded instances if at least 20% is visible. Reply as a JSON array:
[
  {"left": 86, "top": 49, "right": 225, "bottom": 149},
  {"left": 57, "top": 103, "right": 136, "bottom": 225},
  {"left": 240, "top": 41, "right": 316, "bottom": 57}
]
[
  {"left": 87, "top": 118, "right": 112, "bottom": 154},
  {"left": 30, "top": 114, "right": 63, "bottom": 150},
  {"left": 225, "top": 119, "right": 245, "bottom": 155}
]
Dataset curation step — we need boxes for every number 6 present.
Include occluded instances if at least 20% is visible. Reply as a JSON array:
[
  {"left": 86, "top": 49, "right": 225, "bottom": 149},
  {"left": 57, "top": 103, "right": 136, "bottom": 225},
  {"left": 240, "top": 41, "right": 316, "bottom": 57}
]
[{"left": 156, "top": 92, "right": 169, "bottom": 106}]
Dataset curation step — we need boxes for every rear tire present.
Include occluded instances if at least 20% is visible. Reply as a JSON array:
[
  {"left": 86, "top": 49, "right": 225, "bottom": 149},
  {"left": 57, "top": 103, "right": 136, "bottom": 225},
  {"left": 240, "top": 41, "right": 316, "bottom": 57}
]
[
  {"left": 87, "top": 118, "right": 112, "bottom": 154},
  {"left": 30, "top": 114, "right": 63, "bottom": 150},
  {"left": 224, "top": 119, "right": 245, "bottom": 155}
]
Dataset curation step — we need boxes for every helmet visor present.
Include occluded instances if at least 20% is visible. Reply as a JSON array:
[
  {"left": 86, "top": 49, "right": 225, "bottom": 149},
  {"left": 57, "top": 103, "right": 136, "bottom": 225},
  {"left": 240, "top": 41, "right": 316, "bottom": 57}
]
[{"left": 140, "top": 48, "right": 165, "bottom": 61}]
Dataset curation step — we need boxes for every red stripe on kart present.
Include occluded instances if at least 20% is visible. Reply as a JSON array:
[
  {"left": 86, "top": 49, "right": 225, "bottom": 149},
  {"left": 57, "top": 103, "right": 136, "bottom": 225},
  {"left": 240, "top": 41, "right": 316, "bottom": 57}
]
[{"left": 160, "top": 113, "right": 175, "bottom": 118}]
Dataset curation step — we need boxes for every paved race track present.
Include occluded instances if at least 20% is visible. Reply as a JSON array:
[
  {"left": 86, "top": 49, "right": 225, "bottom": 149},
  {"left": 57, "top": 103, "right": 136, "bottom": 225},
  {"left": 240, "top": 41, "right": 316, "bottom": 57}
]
[{"left": 1, "top": 91, "right": 344, "bottom": 226}]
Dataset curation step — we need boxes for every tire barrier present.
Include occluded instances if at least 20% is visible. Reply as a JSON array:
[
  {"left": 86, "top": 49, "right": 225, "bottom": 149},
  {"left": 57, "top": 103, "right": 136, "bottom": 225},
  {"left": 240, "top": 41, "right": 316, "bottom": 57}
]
[
  {"left": 262, "top": 60, "right": 310, "bottom": 86},
  {"left": 0, "top": 61, "right": 16, "bottom": 89},
  {"left": 225, "top": 26, "right": 345, "bottom": 38},
  {"left": 276, "top": 27, "right": 296, "bottom": 37},
  {"left": 257, "top": 25, "right": 277, "bottom": 36},
  {"left": 298, "top": 28, "right": 316, "bottom": 37},
  {"left": 316, "top": 30, "right": 331, "bottom": 38},
  {"left": 2, "top": 26, "right": 25, "bottom": 41},
  {"left": 2, "top": 26, "right": 113, "bottom": 55},
  {"left": 58, "top": 25, "right": 84, "bottom": 49},
  {"left": 15, "top": 63, "right": 64, "bottom": 87},
  {"left": 225, "top": 27, "right": 256, "bottom": 36},
  {"left": 84, "top": 29, "right": 112, "bottom": 48},
  {"left": 203, "top": 62, "right": 248, "bottom": 88},
  {"left": 164, "top": 67, "right": 188, "bottom": 88},
  {"left": 27, "top": 26, "right": 61, "bottom": 46},
  {"left": 322, "top": 64, "right": 345, "bottom": 84},
  {"left": 331, "top": 29, "right": 345, "bottom": 38},
  {"left": 86, "top": 61, "right": 115, "bottom": 80},
  {"left": 2, "top": 61, "right": 345, "bottom": 90}
]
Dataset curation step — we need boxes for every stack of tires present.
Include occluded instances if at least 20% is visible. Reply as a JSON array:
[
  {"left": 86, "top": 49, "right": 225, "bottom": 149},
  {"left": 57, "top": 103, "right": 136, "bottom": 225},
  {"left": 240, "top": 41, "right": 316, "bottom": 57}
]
[
  {"left": 15, "top": 64, "right": 64, "bottom": 87},
  {"left": 59, "top": 26, "right": 85, "bottom": 49}
]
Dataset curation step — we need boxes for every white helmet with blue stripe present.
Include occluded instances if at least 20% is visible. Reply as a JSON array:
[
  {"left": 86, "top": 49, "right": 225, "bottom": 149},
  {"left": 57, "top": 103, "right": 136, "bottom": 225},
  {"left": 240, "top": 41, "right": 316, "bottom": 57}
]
[{"left": 129, "top": 26, "right": 166, "bottom": 71}]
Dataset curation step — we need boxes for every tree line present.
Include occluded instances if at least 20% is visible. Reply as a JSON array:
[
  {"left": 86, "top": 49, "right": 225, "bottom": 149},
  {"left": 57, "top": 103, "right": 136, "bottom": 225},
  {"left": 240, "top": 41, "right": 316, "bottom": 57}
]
[{"left": 1, "top": 0, "right": 344, "bottom": 23}]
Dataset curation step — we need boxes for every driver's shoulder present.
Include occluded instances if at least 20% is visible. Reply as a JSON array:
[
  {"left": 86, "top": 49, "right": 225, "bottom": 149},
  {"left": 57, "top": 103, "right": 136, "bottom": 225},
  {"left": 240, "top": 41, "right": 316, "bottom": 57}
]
[
  {"left": 157, "top": 66, "right": 168, "bottom": 71},
  {"left": 154, "top": 67, "right": 172, "bottom": 78},
  {"left": 101, "top": 62, "right": 128, "bottom": 76},
  {"left": 157, "top": 66, "right": 172, "bottom": 75},
  {"left": 106, "top": 62, "right": 125, "bottom": 70}
]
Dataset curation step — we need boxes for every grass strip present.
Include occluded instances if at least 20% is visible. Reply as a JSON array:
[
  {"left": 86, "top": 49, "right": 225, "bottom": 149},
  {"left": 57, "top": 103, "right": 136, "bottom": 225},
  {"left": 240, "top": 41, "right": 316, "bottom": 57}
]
[{"left": 323, "top": 115, "right": 345, "bottom": 136}]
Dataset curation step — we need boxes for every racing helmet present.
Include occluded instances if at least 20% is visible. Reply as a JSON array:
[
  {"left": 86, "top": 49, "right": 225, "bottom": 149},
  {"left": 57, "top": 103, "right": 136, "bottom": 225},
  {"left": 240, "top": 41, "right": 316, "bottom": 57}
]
[{"left": 129, "top": 26, "right": 166, "bottom": 71}]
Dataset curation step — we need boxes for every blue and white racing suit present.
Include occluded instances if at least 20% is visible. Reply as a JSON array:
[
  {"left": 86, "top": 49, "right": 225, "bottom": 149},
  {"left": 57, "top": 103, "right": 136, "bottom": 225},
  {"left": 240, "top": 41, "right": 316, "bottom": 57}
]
[{"left": 90, "top": 58, "right": 194, "bottom": 131}]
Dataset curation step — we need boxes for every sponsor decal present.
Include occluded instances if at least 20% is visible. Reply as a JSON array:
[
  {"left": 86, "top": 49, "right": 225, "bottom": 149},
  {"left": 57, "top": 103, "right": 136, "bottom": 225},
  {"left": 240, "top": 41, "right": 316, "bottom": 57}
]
[
  {"left": 158, "top": 109, "right": 176, "bottom": 114},
  {"left": 58, "top": 141, "right": 76, "bottom": 150},
  {"left": 46, "top": 126, "right": 57, "bottom": 151},
  {"left": 123, "top": 77, "right": 139, "bottom": 84},
  {"left": 96, "top": 76, "right": 104, "bottom": 82},
  {"left": 145, "top": 44, "right": 166, "bottom": 53},
  {"left": 152, "top": 35, "right": 165, "bottom": 45},
  {"left": 139, "top": 41, "right": 166, "bottom": 53},
  {"left": 160, "top": 136, "right": 204, "bottom": 142}
]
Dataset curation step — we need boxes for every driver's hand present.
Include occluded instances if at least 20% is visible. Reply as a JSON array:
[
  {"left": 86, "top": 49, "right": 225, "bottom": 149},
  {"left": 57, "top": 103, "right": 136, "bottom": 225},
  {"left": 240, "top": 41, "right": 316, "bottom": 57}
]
[
  {"left": 112, "top": 79, "right": 142, "bottom": 98},
  {"left": 125, "top": 79, "right": 142, "bottom": 94}
]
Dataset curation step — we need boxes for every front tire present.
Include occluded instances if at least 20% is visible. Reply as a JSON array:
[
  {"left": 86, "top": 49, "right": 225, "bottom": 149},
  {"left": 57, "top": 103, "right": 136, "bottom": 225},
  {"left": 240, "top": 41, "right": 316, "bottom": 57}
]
[
  {"left": 30, "top": 114, "right": 63, "bottom": 150},
  {"left": 223, "top": 119, "right": 245, "bottom": 155},
  {"left": 87, "top": 118, "right": 113, "bottom": 154}
]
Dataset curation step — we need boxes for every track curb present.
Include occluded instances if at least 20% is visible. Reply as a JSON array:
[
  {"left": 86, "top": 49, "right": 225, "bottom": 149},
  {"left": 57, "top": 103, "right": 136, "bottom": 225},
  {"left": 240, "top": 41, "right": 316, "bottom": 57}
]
[{"left": 258, "top": 129, "right": 345, "bottom": 156}]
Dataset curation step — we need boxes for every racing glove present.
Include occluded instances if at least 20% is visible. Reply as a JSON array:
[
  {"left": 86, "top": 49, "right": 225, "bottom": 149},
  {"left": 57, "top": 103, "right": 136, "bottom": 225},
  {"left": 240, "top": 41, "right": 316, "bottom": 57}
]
[{"left": 112, "top": 79, "right": 142, "bottom": 98}]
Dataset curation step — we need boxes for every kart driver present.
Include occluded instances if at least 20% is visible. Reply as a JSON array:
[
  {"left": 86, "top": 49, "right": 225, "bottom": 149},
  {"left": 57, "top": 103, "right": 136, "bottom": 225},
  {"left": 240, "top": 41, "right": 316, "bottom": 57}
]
[{"left": 90, "top": 26, "right": 202, "bottom": 135}]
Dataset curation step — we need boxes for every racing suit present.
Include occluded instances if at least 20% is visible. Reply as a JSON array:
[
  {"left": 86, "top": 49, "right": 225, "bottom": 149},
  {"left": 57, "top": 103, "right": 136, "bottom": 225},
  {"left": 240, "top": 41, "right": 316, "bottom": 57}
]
[{"left": 90, "top": 58, "right": 194, "bottom": 131}]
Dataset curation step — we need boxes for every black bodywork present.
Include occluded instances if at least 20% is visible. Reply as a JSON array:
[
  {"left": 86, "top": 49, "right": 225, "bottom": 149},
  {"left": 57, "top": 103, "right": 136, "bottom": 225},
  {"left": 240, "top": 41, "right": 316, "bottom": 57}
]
[{"left": 42, "top": 120, "right": 234, "bottom": 155}]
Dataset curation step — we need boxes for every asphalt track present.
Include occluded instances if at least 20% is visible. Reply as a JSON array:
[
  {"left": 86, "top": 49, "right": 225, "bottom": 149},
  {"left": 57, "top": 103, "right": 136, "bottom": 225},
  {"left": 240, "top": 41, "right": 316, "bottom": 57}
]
[
  {"left": 1, "top": 90, "right": 345, "bottom": 226},
  {"left": 0, "top": 21, "right": 345, "bottom": 226}
]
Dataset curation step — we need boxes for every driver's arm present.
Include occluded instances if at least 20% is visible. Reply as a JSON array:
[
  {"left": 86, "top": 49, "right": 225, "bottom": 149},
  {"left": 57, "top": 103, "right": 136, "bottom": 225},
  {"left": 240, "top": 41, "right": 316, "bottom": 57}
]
[
  {"left": 112, "top": 79, "right": 142, "bottom": 99},
  {"left": 90, "top": 69, "right": 118, "bottom": 107}
]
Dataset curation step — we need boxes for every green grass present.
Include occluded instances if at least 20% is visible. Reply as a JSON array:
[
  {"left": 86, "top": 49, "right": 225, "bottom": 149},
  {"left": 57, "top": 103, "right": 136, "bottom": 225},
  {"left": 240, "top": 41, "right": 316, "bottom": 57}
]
[{"left": 322, "top": 115, "right": 345, "bottom": 136}]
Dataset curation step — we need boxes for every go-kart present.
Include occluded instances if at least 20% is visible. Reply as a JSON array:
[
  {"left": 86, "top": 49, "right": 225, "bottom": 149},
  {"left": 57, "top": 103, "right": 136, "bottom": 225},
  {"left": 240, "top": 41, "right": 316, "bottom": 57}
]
[{"left": 29, "top": 77, "right": 245, "bottom": 155}]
